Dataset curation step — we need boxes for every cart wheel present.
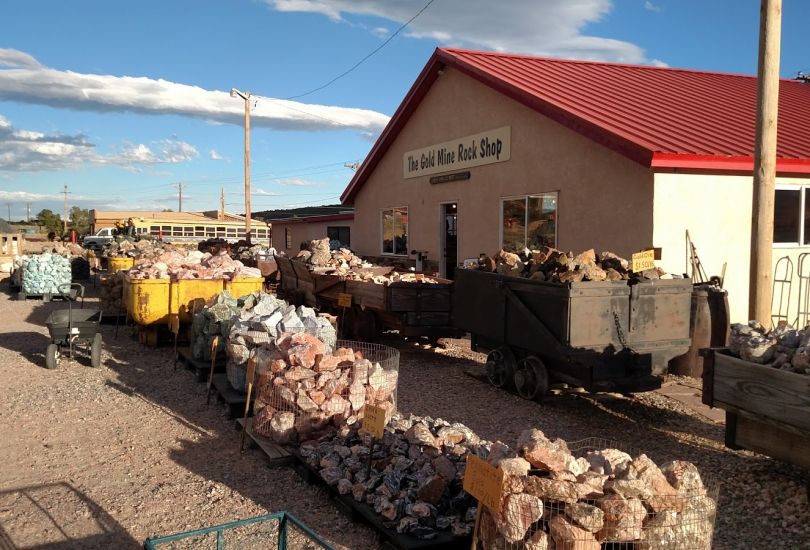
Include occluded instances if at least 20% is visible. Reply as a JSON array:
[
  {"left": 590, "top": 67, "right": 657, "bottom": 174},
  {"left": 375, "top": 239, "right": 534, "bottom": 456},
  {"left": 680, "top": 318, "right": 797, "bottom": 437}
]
[
  {"left": 45, "top": 343, "right": 59, "bottom": 370},
  {"left": 514, "top": 356, "right": 549, "bottom": 400},
  {"left": 485, "top": 347, "right": 517, "bottom": 389},
  {"left": 90, "top": 333, "right": 103, "bottom": 368}
]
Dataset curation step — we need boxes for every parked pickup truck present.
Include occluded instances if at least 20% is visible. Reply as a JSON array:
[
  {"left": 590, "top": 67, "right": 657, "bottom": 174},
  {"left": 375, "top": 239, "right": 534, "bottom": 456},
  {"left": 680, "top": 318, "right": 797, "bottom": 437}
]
[{"left": 82, "top": 228, "right": 115, "bottom": 251}]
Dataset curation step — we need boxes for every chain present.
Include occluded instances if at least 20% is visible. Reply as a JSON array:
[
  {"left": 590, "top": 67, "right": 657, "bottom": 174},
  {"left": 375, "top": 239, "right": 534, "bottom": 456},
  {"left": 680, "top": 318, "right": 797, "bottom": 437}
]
[{"left": 613, "top": 311, "right": 628, "bottom": 349}]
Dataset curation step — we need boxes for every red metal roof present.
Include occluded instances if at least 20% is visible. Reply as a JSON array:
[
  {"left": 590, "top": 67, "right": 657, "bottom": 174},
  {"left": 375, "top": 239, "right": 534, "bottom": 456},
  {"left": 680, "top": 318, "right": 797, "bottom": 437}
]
[{"left": 342, "top": 47, "right": 810, "bottom": 203}]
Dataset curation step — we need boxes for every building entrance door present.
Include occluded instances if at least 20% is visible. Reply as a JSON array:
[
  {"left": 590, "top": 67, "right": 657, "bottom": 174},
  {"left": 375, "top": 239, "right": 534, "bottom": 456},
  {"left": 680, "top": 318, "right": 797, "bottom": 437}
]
[{"left": 441, "top": 203, "right": 458, "bottom": 279}]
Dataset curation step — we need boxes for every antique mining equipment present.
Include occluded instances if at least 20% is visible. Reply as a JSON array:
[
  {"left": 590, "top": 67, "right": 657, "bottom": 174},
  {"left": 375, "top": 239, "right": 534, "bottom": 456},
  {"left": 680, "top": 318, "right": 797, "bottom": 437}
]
[{"left": 453, "top": 268, "right": 692, "bottom": 398}]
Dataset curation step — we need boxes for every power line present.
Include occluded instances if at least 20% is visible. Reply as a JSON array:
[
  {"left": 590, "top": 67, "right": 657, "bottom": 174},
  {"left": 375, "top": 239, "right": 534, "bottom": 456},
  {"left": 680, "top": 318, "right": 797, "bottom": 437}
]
[{"left": 283, "top": 0, "right": 437, "bottom": 100}]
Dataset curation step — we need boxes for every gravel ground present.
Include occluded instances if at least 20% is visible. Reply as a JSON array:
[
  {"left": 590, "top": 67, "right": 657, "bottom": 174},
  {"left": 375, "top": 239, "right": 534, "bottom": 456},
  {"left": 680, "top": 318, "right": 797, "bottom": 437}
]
[{"left": 0, "top": 281, "right": 808, "bottom": 549}]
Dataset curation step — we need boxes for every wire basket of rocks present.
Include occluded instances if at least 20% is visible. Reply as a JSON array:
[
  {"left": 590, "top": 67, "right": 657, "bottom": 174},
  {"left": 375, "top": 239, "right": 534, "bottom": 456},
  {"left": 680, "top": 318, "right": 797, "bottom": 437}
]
[
  {"left": 478, "top": 432, "right": 717, "bottom": 550},
  {"left": 252, "top": 339, "right": 399, "bottom": 445}
]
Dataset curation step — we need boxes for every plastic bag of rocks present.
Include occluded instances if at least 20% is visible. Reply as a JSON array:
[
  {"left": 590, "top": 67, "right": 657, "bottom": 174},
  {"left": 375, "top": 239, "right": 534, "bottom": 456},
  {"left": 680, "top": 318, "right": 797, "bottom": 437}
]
[
  {"left": 297, "top": 413, "right": 489, "bottom": 541},
  {"left": 252, "top": 336, "right": 399, "bottom": 445},
  {"left": 191, "top": 291, "right": 240, "bottom": 361},
  {"left": 477, "top": 429, "right": 717, "bottom": 550},
  {"left": 16, "top": 253, "right": 72, "bottom": 295},
  {"left": 728, "top": 320, "right": 810, "bottom": 374}
]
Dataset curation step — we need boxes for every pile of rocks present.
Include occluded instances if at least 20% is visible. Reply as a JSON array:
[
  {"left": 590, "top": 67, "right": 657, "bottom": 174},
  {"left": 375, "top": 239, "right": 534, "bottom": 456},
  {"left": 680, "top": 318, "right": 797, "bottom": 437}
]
[
  {"left": 478, "top": 247, "right": 669, "bottom": 283},
  {"left": 99, "top": 271, "right": 126, "bottom": 313},
  {"left": 729, "top": 321, "right": 810, "bottom": 374},
  {"left": 343, "top": 271, "right": 440, "bottom": 285},
  {"left": 15, "top": 253, "right": 72, "bottom": 295},
  {"left": 299, "top": 413, "right": 487, "bottom": 540},
  {"left": 481, "top": 429, "right": 714, "bottom": 549},
  {"left": 225, "top": 294, "right": 337, "bottom": 392},
  {"left": 128, "top": 249, "right": 261, "bottom": 280},
  {"left": 102, "top": 238, "right": 168, "bottom": 259},
  {"left": 50, "top": 242, "right": 88, "bottom": 258},
  {"left": 253, "top": 337, "right": 398, "bottom": 444},
  {"left": 295, "top": 238, "right": 371, "bottom": 273}
]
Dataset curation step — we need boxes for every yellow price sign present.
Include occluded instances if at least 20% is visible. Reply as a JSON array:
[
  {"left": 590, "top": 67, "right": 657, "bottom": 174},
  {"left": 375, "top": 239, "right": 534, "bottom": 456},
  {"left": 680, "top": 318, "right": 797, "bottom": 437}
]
[
  {"left": 362, "top": 404, "right": 386, "bottom": 438},
  {"left": 463, "top": 454, "right": 504, "bottom": 511},
  {"left": 338, "top": 293, "right": 353, "bottom": 308},
  {"left": 631, "top": 249, "right": 656, "bottom": 273}
]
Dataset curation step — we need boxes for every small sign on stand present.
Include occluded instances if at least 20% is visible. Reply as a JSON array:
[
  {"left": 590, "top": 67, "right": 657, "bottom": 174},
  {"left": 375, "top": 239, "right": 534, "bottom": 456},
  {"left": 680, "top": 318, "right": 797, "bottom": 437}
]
[
  {"left": 631, "top": 249, "right": 656, "bottom": 273},
  {"left": 337, "top": 293, "right": 352, "bottom": 338},
  {"left": 361, "top": 403, "right": 387, "bottom": 478},
  {"left": 464, "top": 454, "right": 503, "bottom": 549}
]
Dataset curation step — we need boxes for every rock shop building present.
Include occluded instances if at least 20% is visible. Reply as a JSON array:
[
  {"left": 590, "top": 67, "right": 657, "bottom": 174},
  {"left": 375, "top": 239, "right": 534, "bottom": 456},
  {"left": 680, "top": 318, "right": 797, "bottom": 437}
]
[{"left": 340, "top": 48, "right": 810, "bottom": 323}]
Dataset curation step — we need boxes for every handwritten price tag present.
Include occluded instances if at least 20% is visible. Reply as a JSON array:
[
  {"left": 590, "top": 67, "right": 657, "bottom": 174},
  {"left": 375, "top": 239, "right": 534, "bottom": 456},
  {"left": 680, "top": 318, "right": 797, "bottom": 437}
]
[
  {"left": 362, "top": 404, "right": 386, "bottom": 438},
  {"left": 631, "top": 249, "right": 656, "bottom": 273},
  {"left": 463, "top": 454, "right": 503, "bottom": 510},
  {"left": 338, "top": 293, "right": 353, "bottom": 308}
]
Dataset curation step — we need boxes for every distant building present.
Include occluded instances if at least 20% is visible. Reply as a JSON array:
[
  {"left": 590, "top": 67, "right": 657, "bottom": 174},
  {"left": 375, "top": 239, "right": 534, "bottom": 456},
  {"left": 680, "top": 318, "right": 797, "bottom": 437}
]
[{"left": 265, "top": 213, "right": 354, "bottom": 255}]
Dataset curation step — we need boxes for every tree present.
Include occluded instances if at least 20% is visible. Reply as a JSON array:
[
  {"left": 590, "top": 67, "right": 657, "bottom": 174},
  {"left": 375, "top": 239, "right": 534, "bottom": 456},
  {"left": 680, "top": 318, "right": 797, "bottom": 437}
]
[
  {"left": 36, "top": 209, "right": 63, "bottom": 238},
  {"left": 69, "top": 206, "right": 90, "bottom": 234}
]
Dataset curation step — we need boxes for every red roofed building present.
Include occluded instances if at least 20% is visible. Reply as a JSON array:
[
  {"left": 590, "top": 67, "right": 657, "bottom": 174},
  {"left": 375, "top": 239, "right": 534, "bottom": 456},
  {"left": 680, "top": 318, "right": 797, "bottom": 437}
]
[{"left": 342, "top": 47, "right": 810, "bottom": 322}]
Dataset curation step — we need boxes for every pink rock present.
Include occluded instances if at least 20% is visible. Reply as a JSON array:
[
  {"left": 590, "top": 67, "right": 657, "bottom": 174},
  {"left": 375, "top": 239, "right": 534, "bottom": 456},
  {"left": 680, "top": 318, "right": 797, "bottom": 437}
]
[{"left": 549, "top": 515, "right": 600, "bottom": 550}]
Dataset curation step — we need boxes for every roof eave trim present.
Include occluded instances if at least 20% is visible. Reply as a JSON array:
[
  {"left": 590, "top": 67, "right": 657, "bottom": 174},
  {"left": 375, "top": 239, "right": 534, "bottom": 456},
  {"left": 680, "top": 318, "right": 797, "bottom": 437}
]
[{"left": 651, "top": 153, "right": 810, "bottom": 174}]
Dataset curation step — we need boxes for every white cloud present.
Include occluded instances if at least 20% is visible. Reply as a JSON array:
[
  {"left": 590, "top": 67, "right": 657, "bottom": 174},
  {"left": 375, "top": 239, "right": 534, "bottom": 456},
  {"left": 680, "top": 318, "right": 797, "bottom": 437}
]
[
  {"left": 0, "top": 49, "right": 390, "bottom": 133},
  {"left": 370, "top": 26, "right": 390, "bottom": 38},
  {"left": 275, "top": 178, "right": 322, "bottom": 187},
  {"left": 0, "top": 114, "right": 199, "bottom": 171},
  {"left": 209, "top": 149, "right": 223, "bottom": 160},
  {"left": 0, "top": 49, "right": 41, "bottom": 69},
  {"left": 253, "top": 189, "right": 283, "bottom": 196},
  {"left": 644, "top": 1, "right": 662, "bottom": 12},
  {"left": 267, "top": 0, "right": 654, "bottom": 63}
]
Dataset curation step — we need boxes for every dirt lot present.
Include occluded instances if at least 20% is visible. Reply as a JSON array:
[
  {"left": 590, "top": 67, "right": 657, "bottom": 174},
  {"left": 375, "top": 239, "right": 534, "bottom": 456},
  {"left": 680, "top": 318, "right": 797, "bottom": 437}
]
[{"left": 0, "top": 281, "right": 808, "bottom": 549}]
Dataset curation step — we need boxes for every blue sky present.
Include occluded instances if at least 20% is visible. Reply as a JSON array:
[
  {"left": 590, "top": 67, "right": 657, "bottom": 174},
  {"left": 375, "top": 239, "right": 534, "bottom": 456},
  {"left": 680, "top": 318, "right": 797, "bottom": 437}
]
[{"left": 1, "top": 0, "right": 808, "bottom": 221}]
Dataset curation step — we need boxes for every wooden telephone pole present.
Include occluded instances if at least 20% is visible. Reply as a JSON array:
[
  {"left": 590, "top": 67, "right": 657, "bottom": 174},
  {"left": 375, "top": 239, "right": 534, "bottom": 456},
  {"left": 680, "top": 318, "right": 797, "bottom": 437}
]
[
  {"left": 220, "top": 188, "right": 225, "bottom": 220},
  {"left": 231, "top": 88, "right": 252, "bottom": 244},
  {"left": 749, "top": 0, "right": 782, "bottom": 323}
]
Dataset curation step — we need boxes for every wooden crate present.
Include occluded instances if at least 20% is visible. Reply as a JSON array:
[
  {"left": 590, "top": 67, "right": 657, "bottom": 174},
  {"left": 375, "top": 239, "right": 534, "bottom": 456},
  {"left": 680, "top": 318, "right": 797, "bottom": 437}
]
[{"left": 702, "top": 348, "right": 810, "bottom": 468}]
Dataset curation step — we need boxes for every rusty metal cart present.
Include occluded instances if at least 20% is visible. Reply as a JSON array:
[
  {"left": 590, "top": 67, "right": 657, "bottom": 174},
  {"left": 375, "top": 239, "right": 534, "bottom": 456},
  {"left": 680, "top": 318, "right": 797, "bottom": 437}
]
[{"left": 453, "top": 269, "right": 692, "bottom": 398}]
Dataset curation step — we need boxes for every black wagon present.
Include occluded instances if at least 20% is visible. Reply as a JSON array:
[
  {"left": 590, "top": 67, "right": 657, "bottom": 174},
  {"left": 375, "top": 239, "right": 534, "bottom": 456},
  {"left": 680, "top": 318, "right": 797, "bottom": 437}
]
[{"left": 44, "top": 284, "right": 103, "bottom": 369}]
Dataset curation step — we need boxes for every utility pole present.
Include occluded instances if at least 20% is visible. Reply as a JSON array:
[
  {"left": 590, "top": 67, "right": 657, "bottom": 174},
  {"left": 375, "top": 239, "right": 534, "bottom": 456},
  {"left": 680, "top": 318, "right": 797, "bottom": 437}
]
[
  {"left": 749, "top": 0, "right": 782, "bottom": 323},
  {"left": 6, "top": 203, "right": 10, "bottom": 222},
  {"left": 220, "top": 188, "right": 225, "bottom": 220},
  {"left": 173, "top": 183, "right": 187, "bottom": 212},
  {"left": 27, "top": 203, "right": 30, "bottom": 223},
  {"left": 230, "top": 88, "right": 252, "bottom": 244},
  {"left": 62, "top": 184, "right": 70, "bottom": 234}
]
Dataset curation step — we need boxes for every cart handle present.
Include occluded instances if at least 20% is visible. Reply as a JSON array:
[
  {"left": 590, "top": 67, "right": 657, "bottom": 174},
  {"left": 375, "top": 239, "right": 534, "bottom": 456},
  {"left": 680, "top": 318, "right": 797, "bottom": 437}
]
[{"left": 58, "top": 283, "right": 85, "bottom": 308}]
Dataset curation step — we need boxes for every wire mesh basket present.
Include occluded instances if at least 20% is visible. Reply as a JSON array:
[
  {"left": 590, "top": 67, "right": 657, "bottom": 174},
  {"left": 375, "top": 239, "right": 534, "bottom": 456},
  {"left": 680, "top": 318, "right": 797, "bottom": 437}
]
[
  {"left": 477, "top": 437, "right": 717, "bottom": 550},
  {"left": 253, "top": 339, "right": 399, "bottom": 445},
  {"left": 143, "top": 511, "right": 334, "bottom": 549}
]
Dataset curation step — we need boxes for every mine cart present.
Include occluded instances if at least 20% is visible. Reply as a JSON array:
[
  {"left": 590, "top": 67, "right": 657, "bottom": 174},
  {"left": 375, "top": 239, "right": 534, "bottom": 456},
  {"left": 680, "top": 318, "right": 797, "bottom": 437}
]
[
  {"left": 44, "top": 283, "right": 103, "bottom": 369},
  {"left": 276, "top": 256, "right": 459, "bottom": 340},
  {"left": 453, "top": 269, "right": 692, "bottom": 398}
]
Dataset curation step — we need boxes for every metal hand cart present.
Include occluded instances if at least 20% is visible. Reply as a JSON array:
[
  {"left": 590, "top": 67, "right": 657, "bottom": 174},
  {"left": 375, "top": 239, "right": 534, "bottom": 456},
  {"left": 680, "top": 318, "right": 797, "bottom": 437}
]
[{"left": 44, "top": 283, "right": 103, "bottom": 369}]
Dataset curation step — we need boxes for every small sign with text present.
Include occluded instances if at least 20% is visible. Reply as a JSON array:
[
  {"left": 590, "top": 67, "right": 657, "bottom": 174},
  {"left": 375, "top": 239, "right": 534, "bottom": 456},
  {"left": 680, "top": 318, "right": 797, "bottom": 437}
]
[
  {"left": 632, "top": 249, "right": 656, "bottom": 273},
  {"left": 463, "top": 454, "right": 503, "bottom": 511},
  {"left": 361, "top": 404, "right": 386, "bottom": 438}
]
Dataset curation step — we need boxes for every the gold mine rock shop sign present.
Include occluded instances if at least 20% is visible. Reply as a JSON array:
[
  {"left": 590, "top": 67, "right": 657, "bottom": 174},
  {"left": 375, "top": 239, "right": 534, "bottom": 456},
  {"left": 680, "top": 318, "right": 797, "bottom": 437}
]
[{"left": 403, "top": 126, "right": 512, "bottom": 179}]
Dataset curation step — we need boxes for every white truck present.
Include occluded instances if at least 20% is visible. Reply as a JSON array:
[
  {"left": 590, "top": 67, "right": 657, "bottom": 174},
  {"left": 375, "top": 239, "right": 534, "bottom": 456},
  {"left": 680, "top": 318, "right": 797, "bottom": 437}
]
[{"left": 81, "top": 227, "right": 115, "bottom": 251}]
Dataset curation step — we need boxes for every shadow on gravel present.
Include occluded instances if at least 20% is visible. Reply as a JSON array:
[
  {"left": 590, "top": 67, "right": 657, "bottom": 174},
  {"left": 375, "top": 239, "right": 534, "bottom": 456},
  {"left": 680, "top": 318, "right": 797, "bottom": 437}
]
[
  {"left": 0, "top": 332, "right": 52, "bottom": 369},
  {"left": 0, "top": 482, "right": 138, "bottom": 549},
  {"left": 95, "top": 325, "right": 377, "bottom": 547}
]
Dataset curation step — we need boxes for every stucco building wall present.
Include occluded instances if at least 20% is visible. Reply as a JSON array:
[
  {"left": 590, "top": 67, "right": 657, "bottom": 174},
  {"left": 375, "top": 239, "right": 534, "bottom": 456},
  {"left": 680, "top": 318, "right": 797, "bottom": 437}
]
[
  {"left": 351, "top": 66, "right": 655, "bottom": 270},
  {"left": 271, "top": 220, "right": 354, "bottom": 256}
]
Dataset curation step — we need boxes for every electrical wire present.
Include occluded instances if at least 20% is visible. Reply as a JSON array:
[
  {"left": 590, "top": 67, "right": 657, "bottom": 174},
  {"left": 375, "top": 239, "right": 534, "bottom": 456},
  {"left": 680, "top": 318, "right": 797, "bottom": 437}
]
[{"left": 283, "top": 0, "right": 437, "bottom": 100}]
